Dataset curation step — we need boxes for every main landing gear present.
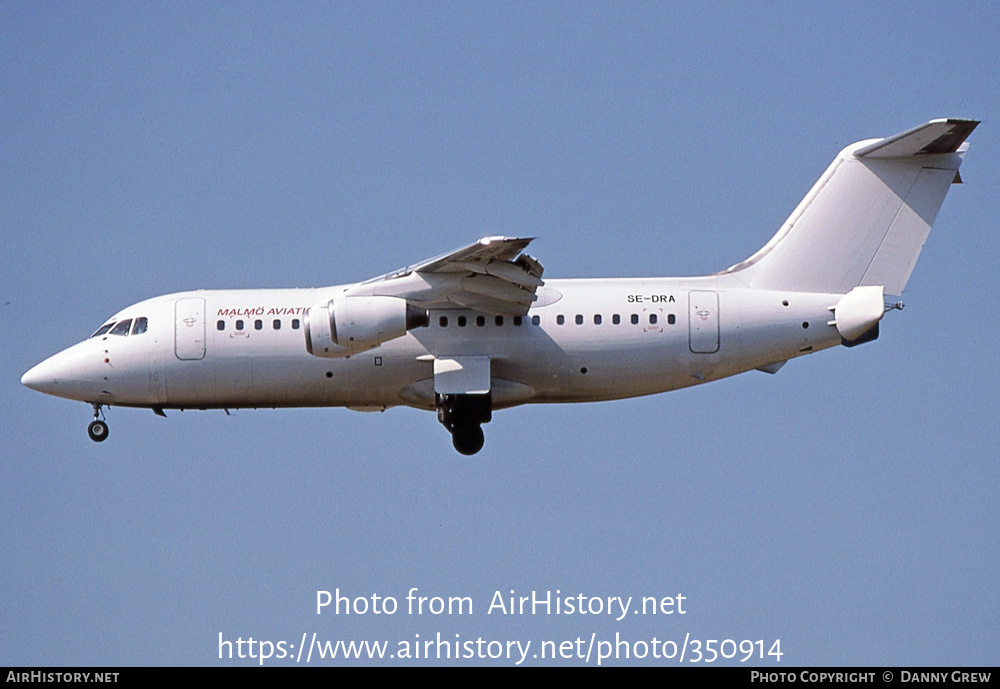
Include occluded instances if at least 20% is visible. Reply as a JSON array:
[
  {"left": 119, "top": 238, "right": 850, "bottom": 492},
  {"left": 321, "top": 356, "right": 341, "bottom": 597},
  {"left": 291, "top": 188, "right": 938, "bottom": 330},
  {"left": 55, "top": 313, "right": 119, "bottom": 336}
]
[
  {"left": 87, "top": 403, "right": 109, "bottom": 443},
  {"left": 437, "top": 393, "right": 491, "bottom": 456}
]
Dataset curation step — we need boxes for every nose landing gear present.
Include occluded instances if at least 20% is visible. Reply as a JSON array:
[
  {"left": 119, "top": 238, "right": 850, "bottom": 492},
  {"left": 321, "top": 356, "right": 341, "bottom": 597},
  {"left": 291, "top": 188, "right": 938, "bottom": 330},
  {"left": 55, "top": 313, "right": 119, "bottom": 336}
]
[{"left": 87, "top": 404, "right": 109, "bottom": 443}]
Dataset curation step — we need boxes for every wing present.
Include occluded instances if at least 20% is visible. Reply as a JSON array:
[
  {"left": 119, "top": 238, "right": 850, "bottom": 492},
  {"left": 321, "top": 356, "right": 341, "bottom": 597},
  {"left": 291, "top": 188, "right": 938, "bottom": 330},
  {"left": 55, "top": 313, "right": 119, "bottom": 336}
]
[{"left": 345, "top": 236, "right": 545, "bottom": 316}]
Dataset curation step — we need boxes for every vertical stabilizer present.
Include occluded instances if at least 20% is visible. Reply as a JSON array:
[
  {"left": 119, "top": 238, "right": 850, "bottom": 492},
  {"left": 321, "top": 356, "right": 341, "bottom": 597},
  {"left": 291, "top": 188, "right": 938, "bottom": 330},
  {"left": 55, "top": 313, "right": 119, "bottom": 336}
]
[{"left": 723, "top": 119, "right": 978, "bottom": 295}]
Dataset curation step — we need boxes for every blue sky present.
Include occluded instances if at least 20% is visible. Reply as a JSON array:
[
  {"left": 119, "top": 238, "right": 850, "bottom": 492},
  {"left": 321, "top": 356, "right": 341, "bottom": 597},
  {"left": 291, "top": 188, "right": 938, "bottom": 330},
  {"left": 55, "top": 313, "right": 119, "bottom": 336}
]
[{"left": 2, "top": 2, "right": 998, "bottom": 666}]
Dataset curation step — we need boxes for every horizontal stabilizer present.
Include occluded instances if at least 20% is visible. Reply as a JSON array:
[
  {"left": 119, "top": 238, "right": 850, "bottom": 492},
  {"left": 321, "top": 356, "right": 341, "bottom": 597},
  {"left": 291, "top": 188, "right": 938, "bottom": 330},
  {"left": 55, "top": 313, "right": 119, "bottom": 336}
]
[{"left": 855, "top": 119, "right": 979, "bottom": 158}]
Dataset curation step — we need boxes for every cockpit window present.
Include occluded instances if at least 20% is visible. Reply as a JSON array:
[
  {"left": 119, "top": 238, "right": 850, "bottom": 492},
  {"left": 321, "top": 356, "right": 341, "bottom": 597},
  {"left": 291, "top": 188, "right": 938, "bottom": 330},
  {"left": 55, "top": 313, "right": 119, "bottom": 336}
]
[
  {"left": 91, "top": 322, "right": 115, "bottom": 338},
  {"left": 110, "top": 319, "right": 133, "bottom": 336},
  {"left": 132, "top": 317, "right": 148, "bottom": 335}
]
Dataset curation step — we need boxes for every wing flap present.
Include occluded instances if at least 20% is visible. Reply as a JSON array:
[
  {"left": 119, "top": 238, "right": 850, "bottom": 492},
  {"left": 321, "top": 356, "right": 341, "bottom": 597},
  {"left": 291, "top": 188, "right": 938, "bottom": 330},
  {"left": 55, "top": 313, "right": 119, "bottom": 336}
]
[
  {"left": 460, "top": 274, "right": 536, "bottom": 305},
  {"left": 449, "top": 292, "right": 530, "bottom": 316},
  {"left": 416, "top": 236, "right": 534, "bottom": 273},
  {"left": 349, "top": 236, "right": 544, "bottom": 316}
]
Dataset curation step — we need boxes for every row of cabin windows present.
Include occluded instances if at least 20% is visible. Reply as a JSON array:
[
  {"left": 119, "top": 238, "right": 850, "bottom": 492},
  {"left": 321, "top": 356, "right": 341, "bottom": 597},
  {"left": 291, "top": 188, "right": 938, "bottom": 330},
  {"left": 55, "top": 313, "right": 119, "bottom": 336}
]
[
  {"left": 91, "top": 317, "right": 149, "bottom": 338},
  {"left": 439, "top": 315, "right": 525, "bottom": 328},
  {"left": 556, "top": 313, "right": 676, "bottom": 326},
  {"left": 436, "top": 313, "right": 676, "bottom": 328},
  {"left": 217, "top": 318, "right": 301, "bottom": 332}
]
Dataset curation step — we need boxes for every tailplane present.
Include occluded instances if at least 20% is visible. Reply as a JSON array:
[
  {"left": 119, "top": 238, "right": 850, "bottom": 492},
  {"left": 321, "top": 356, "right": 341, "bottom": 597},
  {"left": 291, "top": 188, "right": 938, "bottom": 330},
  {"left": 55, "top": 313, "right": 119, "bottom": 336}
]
[{"left": 724, "top": 119, "right": 978, "bottom": 295}]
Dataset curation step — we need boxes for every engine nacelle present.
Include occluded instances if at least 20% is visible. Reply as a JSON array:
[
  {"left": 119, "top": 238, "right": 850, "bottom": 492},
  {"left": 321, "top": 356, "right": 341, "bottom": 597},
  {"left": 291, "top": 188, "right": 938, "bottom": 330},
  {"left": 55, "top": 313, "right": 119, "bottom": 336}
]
[{"left": 304, "top": 296, "right": 428, "bottom": 358}]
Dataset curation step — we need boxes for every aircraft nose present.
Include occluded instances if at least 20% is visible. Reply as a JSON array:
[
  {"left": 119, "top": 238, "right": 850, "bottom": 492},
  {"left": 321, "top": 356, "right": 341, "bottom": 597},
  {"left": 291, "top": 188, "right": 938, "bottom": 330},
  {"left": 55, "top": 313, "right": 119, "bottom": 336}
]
[
  {"left": 21, "top": 341, "right": 108, "bottom": 401},
  {"left": 21, "top": 358, "right": 60, "bottom": 394}
]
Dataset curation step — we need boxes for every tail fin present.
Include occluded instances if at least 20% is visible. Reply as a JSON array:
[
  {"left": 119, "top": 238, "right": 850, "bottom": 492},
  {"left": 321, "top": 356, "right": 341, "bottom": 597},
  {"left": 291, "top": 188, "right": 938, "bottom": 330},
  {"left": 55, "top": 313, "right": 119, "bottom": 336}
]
[{"left": 723, "top": 119, "right": 978, "bottom": 295}]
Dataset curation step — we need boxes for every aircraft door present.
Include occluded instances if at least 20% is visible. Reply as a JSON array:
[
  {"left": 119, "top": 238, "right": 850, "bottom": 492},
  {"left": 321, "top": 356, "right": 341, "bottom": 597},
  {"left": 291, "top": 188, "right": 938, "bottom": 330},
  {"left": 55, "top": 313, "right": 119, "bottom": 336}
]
[
  {"left": 175, "top": 297, "right": 206, "bottom": 360},
  {"left": 688, "top": 291, "right": 719, "bottom": 353}
]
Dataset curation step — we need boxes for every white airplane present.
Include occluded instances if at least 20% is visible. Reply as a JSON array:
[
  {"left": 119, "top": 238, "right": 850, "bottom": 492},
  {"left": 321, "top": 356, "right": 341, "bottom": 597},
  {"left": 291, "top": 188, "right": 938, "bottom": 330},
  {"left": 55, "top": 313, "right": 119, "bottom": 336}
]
[{"left": 22, "top": 119, "right": 978, "bottom": 454}]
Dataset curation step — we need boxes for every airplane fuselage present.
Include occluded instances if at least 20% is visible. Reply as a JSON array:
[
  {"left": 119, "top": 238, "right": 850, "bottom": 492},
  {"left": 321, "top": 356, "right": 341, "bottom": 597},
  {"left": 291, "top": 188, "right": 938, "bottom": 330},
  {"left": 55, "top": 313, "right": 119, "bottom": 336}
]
[{"left": 25, "top": 276, "right": 845, "bottom": 413}]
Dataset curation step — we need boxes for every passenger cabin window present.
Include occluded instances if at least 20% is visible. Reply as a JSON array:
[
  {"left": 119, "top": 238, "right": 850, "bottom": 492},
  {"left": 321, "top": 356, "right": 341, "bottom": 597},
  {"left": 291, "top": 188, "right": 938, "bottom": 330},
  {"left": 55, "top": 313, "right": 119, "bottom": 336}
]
[
  {"left": 236, "top": 320, "right": 244, "bottom": 330},
  {"left": 91, "top": 322, "right": 115, "bottom": 338},
  {"left": 273, "top": 319, "right": 281, "bottom": 330},
  {"left": 612, "top": 314, "right": 621, "bottom": 325},
  {"left": 531, "top": 315, "right": 540, "bottom": 325},
  {"left": 131, "top": 317, "right": 148, "bottom": 335},
  {"left": 292, "top": 319, "right": 300, "bottom": 330},
  {"left": 631, "top": 314, "right": 639, "bottom": 325},
  {"left": 513, "top": 316, "right": 523, "bottom": 326},
  {"left": 217, "top": 320, "right": 225, "bottom": 331},
  {"left": 649, "top": 314, "right": 658, "bottom": 324},
  {"left": 476, "top": 315, "right": 485, "bottom": 327},
  {"left": 254, "top": 319, "right": 263, "bottom": 330},
  {"left": 667, "top": 314, "right": 676, "bottom": 325},
  {"left": 557, "top": 315, "right": 565, "bottom": 325},
  {"left": 458, "top": 316, "right": 467, "bottom": 327},
  {"left": 439, "top": 316, "right": 448, "bottom": 327},
  {"left": 594, "top": 315, "right": 602, "bottom": 325},
  {"left": 495, "top": 316, "right": 504, "bottom": 326},
  {"left": 110, "top": 319, "right": 132, "bottom": 336}
]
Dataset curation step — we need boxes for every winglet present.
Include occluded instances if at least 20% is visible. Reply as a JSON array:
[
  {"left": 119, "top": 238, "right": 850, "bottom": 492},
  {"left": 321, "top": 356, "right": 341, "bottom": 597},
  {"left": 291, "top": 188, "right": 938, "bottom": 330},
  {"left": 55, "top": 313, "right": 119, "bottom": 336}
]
[{"left": 854, "top": 119, "right": 979, "bottom": 158}]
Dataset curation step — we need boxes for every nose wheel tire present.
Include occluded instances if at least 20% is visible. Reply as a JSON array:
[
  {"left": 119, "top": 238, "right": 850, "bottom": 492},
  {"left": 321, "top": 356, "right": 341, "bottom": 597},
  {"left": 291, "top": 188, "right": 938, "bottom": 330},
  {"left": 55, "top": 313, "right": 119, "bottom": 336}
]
[{"left": 87, "top": 420, "right": 109, "bottom": 443}]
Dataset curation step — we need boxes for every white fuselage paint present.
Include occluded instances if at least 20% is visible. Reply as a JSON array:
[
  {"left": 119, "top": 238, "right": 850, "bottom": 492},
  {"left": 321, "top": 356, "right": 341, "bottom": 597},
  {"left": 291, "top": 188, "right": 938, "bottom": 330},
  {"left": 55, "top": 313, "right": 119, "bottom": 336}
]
[{"left": 25, "top": 276, "right": 846, "bottom": 413}]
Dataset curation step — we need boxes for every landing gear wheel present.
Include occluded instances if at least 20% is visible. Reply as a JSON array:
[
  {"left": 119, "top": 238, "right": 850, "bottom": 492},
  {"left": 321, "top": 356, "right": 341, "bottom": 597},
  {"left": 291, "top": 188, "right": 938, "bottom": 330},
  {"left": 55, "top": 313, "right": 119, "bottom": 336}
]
[
  {"left": 87, "top": 420, "right": 109, "bottom": 443},
  {"left": 437, "top": 393, "right": 492, "bottom": 455},
  {"left": 451, "top": 425, "right": 484, "bottom": 456}
]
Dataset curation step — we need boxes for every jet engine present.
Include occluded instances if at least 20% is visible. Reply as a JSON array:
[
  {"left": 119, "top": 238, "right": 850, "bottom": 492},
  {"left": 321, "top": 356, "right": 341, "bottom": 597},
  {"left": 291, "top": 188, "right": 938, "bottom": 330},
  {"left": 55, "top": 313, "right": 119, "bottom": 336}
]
[{"left": 305, "top": 296, "right": 428, "bottom": 358}]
